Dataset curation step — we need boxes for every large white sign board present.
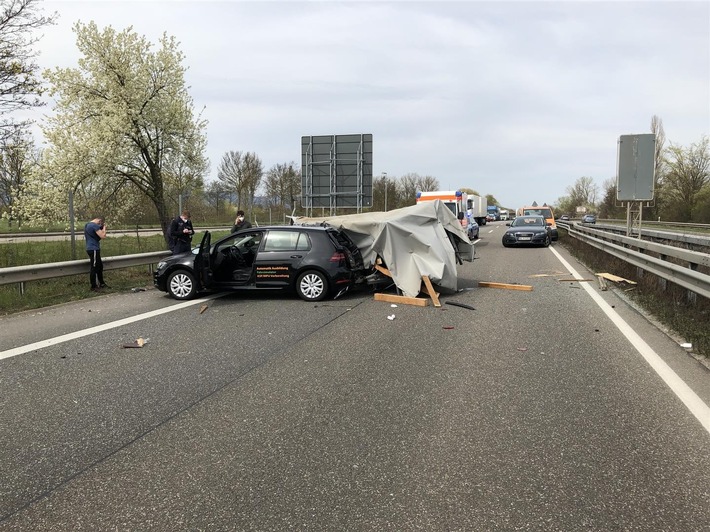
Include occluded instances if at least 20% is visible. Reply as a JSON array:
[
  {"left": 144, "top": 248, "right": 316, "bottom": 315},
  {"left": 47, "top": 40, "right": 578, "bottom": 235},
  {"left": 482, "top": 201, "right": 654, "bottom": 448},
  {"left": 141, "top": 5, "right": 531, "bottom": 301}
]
[{"left": 617, "top": 134, "right": 655, "bottom": 201}]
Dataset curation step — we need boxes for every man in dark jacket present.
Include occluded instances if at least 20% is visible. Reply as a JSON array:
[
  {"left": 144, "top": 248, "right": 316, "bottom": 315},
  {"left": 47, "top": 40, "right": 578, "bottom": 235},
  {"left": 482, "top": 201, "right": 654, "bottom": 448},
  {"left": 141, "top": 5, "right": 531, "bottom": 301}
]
[
  {"left": 85, "top": 216, "right": 107, "bottom": 291},
  {"left": 231, "top": 210, "right": 252, "bottom": 233},
  {"left": 168, "top": 210, "right": 195, "bottom": 254}
]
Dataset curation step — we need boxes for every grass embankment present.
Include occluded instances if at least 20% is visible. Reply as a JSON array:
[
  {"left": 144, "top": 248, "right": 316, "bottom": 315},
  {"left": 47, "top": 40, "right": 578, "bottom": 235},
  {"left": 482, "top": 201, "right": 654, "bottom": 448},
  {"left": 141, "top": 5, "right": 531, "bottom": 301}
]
[
  {"left": 0, "top": 234, "right": 169, "bottom": 315},
  {"left": 0, "top": 230, "right": 229, "bottom": 316},
  {"left": 559, "top": 231, "right": 710, "bottom": 361}
]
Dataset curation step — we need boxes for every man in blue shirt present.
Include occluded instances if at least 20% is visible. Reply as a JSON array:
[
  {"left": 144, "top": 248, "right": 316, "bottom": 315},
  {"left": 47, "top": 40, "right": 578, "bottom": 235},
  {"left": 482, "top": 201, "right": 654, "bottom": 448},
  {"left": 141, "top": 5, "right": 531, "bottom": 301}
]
[{"left": 84, "top": 216, "right": 107, "bottom": 291}]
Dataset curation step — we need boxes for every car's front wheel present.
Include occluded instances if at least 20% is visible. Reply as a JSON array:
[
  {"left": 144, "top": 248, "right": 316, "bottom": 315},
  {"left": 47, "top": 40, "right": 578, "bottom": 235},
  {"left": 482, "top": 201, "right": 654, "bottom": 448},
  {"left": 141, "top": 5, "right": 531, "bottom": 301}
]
[
  {"left": 296, "top": 270, "right": 329, "bottom": 302},
  {"left": 167, "top": 270, "right": 197, "bottom": 300},
  {"left": 542, "top": 235, "right": 551, "bottom": 247}
]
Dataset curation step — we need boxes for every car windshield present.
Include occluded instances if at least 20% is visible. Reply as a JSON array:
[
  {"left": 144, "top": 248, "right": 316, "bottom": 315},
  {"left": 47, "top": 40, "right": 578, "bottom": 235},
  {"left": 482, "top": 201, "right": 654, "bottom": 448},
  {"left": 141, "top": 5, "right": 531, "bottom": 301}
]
[
  {"left": 523, "top": 208, "right": 553, "bottom": 219},
  {"left": 512, "top": 216, "right": 544, "bottom": 227}
]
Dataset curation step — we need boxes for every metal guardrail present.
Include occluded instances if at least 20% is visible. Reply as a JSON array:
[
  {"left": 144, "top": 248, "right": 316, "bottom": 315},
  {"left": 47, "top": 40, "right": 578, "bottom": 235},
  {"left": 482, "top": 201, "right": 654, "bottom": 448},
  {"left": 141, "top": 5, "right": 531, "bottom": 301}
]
[
  {"left": 558, "top": 221, "right": 710, "bottom": 300},
  {"left": 0, "top": 251, "right": 172, "bottom": 286}
]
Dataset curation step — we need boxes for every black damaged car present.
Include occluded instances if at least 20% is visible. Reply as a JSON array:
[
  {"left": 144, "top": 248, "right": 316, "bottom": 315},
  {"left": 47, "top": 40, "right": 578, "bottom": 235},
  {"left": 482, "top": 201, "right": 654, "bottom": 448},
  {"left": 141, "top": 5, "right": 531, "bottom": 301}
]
[
  {"left": 154, "top": 226, "right": 366, "bottom": 301},
  {"left": 501, "top": 215, "right": 552, "bottom": 247}
]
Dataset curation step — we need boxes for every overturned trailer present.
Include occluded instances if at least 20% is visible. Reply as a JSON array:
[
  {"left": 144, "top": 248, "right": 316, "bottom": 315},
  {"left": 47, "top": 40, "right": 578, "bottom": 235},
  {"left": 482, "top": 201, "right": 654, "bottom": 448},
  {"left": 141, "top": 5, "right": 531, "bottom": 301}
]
[{"left": 291, "top": 200, "right": 474, "bottom": 298}]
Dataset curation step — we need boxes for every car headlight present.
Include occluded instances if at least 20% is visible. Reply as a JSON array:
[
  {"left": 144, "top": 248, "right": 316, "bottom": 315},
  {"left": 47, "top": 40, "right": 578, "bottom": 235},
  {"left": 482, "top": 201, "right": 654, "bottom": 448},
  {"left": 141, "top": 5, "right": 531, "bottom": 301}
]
[
  {"left": 157, "top": 261, "right": 167, "bottom": 270},
  {"left": 534, "top": 231, "right": 547, "bottom": 237}
]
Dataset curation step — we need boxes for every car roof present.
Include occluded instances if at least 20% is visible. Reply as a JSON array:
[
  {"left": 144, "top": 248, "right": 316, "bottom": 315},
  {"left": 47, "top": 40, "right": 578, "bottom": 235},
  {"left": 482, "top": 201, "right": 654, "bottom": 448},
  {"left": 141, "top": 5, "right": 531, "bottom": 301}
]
[{"left": 243, "top": 225, "right": 332, "bottom": 232}]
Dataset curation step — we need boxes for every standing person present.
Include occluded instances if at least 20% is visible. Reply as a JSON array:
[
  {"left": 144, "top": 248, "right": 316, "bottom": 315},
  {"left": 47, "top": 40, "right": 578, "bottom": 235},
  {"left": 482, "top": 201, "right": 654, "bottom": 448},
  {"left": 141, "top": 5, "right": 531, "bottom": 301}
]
[
  {"left": 84, "top": 216, "right": 107, "bottom": 292},
  {"left": 231, "top": 209, "right": 252, "bottom": 233},
  {"left": 457, "top": 211, "right": 468, "bottom": 230},
  {"left": 168, "top": 210, "right": 195, "bottom": 255}
]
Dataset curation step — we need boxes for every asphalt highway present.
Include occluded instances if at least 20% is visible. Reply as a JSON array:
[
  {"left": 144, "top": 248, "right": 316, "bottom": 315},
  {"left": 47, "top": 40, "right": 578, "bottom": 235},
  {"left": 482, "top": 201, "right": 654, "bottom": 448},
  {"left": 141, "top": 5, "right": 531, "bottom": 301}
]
[{"left": 1, "top": 223, "right": 709, "bottom": 530}]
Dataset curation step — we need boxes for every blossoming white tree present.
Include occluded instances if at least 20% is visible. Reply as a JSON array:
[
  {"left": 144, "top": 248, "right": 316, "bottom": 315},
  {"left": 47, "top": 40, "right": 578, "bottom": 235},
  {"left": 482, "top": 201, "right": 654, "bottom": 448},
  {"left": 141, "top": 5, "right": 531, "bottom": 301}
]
[{"left": 26, "top": 21, "right": 207, "bottom": 244}]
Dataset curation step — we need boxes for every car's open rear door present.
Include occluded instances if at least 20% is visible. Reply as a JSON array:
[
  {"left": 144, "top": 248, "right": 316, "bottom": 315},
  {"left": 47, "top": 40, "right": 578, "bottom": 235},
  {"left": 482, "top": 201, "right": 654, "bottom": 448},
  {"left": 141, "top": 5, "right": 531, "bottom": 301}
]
[{"left": 195, "top": 231, "right": 213, "bottom": 290}]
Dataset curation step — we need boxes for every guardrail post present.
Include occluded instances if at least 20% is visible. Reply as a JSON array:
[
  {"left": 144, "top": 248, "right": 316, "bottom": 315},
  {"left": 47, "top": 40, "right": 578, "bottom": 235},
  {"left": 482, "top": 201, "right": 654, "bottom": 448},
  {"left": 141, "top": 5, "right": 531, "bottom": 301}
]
[
  {"left": 688, "top": 263, "right": 698, "bottom": 305},
  {"left": 658, "top": 253, "right": 667, "bottom": 292}
]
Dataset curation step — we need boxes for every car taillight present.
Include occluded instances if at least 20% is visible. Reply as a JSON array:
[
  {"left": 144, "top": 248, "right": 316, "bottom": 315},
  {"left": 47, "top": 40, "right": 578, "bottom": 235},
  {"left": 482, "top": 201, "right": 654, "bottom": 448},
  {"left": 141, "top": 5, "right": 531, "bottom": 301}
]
[{"left": 329, "top": 251, "right": 346, "bottom": 264}]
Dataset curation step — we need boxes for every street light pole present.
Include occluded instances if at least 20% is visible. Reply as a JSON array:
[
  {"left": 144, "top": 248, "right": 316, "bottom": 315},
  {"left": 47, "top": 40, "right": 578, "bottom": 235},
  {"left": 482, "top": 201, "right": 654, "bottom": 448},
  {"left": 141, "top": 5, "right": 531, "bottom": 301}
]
[{"left": 383, "top": 172, "right": 388, "bottom": 212}]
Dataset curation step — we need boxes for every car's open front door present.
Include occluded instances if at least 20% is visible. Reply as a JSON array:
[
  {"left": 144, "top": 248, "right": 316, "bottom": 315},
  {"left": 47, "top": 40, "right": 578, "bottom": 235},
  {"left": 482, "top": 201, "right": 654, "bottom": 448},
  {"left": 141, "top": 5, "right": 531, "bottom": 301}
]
[{"left": 195, "top": 231, "right": 213, "bottom": 290}]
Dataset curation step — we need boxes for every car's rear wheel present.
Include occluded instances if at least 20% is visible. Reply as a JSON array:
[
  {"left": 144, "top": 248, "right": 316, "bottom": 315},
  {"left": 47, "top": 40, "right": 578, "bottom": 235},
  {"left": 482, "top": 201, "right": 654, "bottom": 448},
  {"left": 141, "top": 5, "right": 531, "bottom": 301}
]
[
  {"left": 296, "top": 270, "right": 329, "bottom": 302},
  {"left": 167, "top": 270, "right": 197, "bottom": 300}
]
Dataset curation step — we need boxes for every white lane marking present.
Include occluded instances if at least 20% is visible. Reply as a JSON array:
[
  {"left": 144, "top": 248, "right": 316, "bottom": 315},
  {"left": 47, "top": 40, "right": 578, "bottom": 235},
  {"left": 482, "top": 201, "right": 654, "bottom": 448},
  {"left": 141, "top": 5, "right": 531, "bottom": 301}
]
[
  {"left": 0, "top": 293, "right": 225, "bottom": 361},
  {"left": 549, "top": 245, "right": 710, "bottom": 435}
]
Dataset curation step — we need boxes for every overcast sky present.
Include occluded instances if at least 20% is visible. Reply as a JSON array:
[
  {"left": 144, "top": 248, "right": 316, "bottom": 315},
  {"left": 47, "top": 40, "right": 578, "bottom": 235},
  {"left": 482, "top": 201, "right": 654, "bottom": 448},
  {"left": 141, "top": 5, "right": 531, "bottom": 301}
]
[{"left": 31, "top": 0, "right": 710, "bottom": 210}]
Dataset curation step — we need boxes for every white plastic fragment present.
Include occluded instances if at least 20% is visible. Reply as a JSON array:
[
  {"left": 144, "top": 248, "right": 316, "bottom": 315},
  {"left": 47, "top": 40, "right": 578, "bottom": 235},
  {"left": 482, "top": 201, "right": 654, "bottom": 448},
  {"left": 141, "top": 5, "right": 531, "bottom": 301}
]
[
  {"left": 680, "top": 342, "right": 692, "bottom": 349},
  {"left": 387, "top": 314, "right": 396, "bottom": 320},
  {"left": 390, "top": 304, "right": 398, "bottom": 308}
]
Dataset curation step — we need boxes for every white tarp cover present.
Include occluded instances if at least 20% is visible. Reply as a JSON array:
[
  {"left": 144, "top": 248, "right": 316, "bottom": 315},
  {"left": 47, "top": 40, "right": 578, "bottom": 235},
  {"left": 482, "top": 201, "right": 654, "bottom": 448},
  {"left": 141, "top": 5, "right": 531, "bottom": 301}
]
[{"left": 292, "top": 200, "right": 473, "bottom": 298}]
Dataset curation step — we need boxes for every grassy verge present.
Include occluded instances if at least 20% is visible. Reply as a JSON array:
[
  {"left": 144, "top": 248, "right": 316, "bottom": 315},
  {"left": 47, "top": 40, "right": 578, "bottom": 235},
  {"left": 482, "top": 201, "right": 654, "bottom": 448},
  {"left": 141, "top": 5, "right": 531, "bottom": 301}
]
[
  {"left": 559, "top": 231, "right": 710, "bottom": 361},
  {"left": 1, "top": 234, "right": 168, "bottom": 315},
  {"left": 0, "top": 266, "right": 157, "bottom": 316},
  {"left": 0, "top": 231, "right": 233, "bottom": 316}
]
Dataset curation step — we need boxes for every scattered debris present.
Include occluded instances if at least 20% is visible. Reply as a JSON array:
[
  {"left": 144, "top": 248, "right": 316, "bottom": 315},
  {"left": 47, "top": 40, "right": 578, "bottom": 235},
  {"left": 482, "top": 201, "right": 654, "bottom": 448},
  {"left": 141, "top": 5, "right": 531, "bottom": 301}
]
[
  {"left": 598, "top": 276, "right": 608, "bottom": 291},
  {"left": 445, "top": 301, "right": 476, "bottom": 311},
  {"left": 442, "top": 326, "right": 455, "bottom": 330},
  {"left": 387, "top": 314, "right": 396, "bottom": 321},
  {"left": 680, "top": 342, "right": 692, "bottom": 350},
  {"left": 390, "top": 304, "right": 398, "bottom": 308},
  {"left": 374, "top": 293, "right": 428, "bottom": 307},
  {"left": 131, "top": 287, "right": 146, "bottom": 292},
  {"left": 597, "top": 273, "right": 637, "bottom": 285},
  {"left": 199, "top": 304, "right": 209, "bottom": 314},
  {"left": 122, "top": 337, "right": 147, "bottom": 349},
  {"left": 558, "top": 278, "right": 594, "bottom": 282},
  {"left": 478, "top": 281, "right": 533, "bottom": 291},
  {"left": 517, "top": 347, "right": 528, "bottom": 352},
  {"left": 420, "top": 275, "right": 441, "bottom": 307}
]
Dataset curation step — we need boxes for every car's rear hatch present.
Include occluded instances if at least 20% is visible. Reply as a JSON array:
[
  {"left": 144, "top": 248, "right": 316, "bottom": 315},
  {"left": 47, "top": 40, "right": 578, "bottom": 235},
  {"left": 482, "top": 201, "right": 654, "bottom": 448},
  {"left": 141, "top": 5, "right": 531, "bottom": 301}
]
[{"left": 326, "top": 228, "right": 365, "bottom": 271}]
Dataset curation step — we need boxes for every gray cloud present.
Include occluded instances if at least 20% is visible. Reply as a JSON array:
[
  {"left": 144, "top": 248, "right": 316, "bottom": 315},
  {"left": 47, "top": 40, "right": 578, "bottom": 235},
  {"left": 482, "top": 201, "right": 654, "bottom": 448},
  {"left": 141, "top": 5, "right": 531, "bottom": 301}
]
[{"left": 35, "top": 0, "right": 709, "bottom": 209}]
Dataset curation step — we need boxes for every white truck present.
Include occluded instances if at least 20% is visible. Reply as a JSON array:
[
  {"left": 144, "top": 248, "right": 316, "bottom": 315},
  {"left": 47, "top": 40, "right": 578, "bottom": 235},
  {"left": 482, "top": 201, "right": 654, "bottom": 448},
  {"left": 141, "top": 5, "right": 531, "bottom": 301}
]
[
  {"left": 499, "top": 209, "right": 509, "bottom": 221},
  {"left": 415, "top": 190, "right": 488, "bottom": 226}
]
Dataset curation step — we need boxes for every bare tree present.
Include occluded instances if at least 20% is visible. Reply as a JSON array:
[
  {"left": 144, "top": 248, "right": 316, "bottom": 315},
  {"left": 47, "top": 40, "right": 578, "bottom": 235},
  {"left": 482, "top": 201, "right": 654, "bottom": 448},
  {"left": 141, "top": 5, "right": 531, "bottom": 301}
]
[
  {"left": 204, "top": 180, "right": 229, "bottom": 217},
  {"left": 566, "top": 176, "right": 598, "bottom": 210},
  {"left": 661, "top": 137, "right": 710, "bottom": 221},
  {"left": 242, "top": 152, "right": 263, "bottom": 219},
  {"left": 651, "top": 115, "right": 666, "bottom": 181},
  {"left": 0, "top": 0, "right": 56, "bottom": 140},
  {"left": 264, "top": 162, "right": 300, "bottom": 215},
  {"left": 217, "top": 150, "right": 243, "bottom": 208},
  {"left": 416, "top": 174, "right": 440, "bottom": 192},
  {"left": 398, "top": 173, "right": 419, "bottom": 207}
]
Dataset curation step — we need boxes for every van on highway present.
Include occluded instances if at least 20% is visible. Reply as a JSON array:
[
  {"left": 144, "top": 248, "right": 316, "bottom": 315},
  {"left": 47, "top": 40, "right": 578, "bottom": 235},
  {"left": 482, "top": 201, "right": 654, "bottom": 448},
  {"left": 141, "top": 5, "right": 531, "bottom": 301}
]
[{"left": 516, "top": 205, "right": 558, "bottom": 241}]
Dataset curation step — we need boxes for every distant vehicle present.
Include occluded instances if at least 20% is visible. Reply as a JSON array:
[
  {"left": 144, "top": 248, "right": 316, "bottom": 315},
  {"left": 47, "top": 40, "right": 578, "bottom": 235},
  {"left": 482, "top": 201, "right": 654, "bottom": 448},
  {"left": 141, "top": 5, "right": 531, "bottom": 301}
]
[
  {"left": 582, "top": 214, "right": 597, "bottom": 224},
  {"left": 487, "top": 205, "right": 500, "bottom": 221},
  {"left": 499, "top": 209, "right": 509, "bottom": 221},
  {"left": 416, "top": 190, "right": 488, "bottom": 226},
  {"left": 516, "top": 204, "right": 558, "bottom": 241},
  {"left": 560, "top": 214, "right": 570, "bottom": 221},
  {"left": 154, "top": 226, "right": 366, "bottom": 301},
  {"left": 466, "top": 194, "right": 488, "bottom": 226},
  {"left": 467, "top": 218, "right": 480, "bottom": 240},
  {"left": 502, "top": 215, "right": 552, "bottom": 247},
  {"left": 486, "top": 213, "right": 495, "bottom": 222}
]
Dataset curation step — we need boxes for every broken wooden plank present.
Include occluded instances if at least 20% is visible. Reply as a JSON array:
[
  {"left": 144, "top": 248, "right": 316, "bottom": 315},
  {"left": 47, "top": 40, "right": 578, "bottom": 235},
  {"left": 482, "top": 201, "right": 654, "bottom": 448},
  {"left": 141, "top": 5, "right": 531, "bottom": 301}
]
[
  {"left": 374, "top": 264, "right": 392, "bottom": 277},
  {"left": 478, "top": 281, "right": 533, "bottom": 291},
  {"left": 597, "top": 272, "right": 637, "bottom": 285},
  {"left": 420, "top": 275, "right": 441, "bottom": 307},
  {"left": 598, "top": 275, "right": 608, "bottom": 291},
  {"left": 374, "top": 293, "right": 429, "bottom": 307}
]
